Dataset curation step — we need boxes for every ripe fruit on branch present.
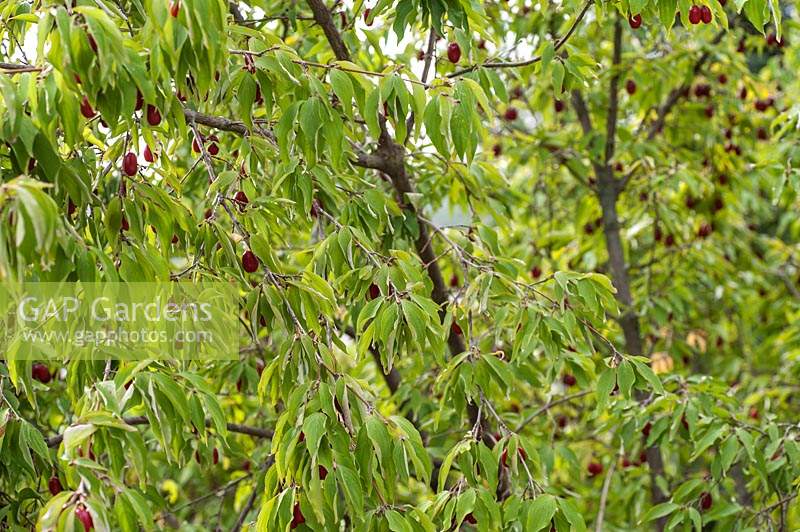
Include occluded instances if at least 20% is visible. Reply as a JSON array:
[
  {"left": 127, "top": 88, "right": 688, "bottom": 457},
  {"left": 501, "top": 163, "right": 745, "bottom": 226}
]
[
  {"left": 756, "top": 127, "right": 768, "bottom": 140},
  {"left": 120, "top": 216, "right": 129, "bottom": 232},
  {"left": 75, "top": 505, "right": 94, "bottom": 531},
  {"left": 146, "top": 105, "right": 161, "bottom": 126},
  {"left": 530, "top": 265, "right": 542, "bottom": 279},
  {"left": 700, "top": 6, "right": 712, "bottom": 23},
  {"left": 208, "top": 134, "right": 220, "bottom": 155},
  {"left": 80, "top": 97, "right": 95, "bottom": 118},
  {"left": 500, "top": 447, "right": 526, "bottom": 467},
  {"left": 48, "top": 475, "right": 62, "bottom": 495},
  {"left": 587, "top": 461, "right": 603, "bottom": 477},
  {"left": 123, "top": 152, "right": 138, "bottom": 176},
  {"left": 234, "top": 191, "right": 249, "bottom": 209},
  {"left": 553, "top": 99, "right": 565, "bottom": 113},
  {"left": 699, "top": 492, "right": 713, "bottom": 511},
  {"left": 717, "top": 74, "right": 727, "bottom": 84},
  {"left": 465, "top": 513, "right": 477, "bottom": 524},
  {"left": 503, "top": 107, "right": 518, "bottom": 121},
  {"left": 447, "top": 42, "right": 461, "bottom": 63},
  {"left": 192, "top": 136, "right": 202, "bottom": 153},
  {"left": 363, "top": 8, "right": 372, "bottom": 26},
  {"left": 319, "top": 465, "right": 328, "bottom": 479},
  {"left": 628, "top": 14, "right": 642, "bottom": 29},
  {"left": 625, "top": 79, "right": 636, "bottom": 95},
  {"left": 451, "top": 322, "right": 463, "bottom": 336},
  {"left": 704, "top": 105, "right": 714, "bottom": 118},
  {"left": 32, "top": 363, "right": 51, "bottom": 383},
  {"left": 562, "top": 374, "right": 577, "bottom": 387},
  {"left": 144, "top": 145, "right": 155, "bottom": 163},
  {"left": 242, "top": 250, "right": 259, "bottom": 273},
  {"left": 290, "top": 503, "right": 305, "bottom": 529},
  {"left": 169, "top": 1, "right": 180, "bottom": 17},
  {"left": 212, "top": 448, "right": 219, "bottom": 465},
  {"left": 689, "top": 5, "right": 701, "bottom": 24},
  {"left": 368, "top": 283, "right": 380, "bottom": 300}
]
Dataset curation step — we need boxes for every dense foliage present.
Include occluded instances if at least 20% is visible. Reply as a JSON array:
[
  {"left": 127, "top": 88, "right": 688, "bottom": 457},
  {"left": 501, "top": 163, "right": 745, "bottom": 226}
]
[{"left": 0, "top": 0, "right": 798, "bottom": 530}]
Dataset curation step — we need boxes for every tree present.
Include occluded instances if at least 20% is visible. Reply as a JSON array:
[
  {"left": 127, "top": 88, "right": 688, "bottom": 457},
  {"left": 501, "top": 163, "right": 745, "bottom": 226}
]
[{"left": 0, "top": 0, "right": 797, "bottom": 530}]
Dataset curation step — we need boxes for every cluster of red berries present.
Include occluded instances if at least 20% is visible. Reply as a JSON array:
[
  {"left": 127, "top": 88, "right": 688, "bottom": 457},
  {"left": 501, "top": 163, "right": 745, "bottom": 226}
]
[{"left": 688, "top": 5, "right": 713, "bottom": 25}]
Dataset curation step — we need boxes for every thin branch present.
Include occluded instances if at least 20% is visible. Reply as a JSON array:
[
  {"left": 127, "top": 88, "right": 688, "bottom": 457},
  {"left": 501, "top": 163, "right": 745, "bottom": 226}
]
[
  {"left": 448, "top": 0, "right": 594, "bottom": 78},
  {"left": 46, "top": 416, "right": 273, "bottom": 448},
  {"left": 603, "top": 16, "right": 623, "bottom": 166},
  {"left": 306, "top": 0, "right": 351, "bottom": 61},
  {"left": 595, "top": 450, "right": 618, "bottom": 531}
]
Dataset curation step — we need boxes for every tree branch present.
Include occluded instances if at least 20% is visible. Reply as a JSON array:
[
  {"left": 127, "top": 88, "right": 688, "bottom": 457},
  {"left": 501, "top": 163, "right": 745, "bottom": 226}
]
[
  {"left": 448, "top": 0, "right": 594, "bottom": 78},
  {"left": 306, "top": 0, "right": 351, "bottom": 62},
  {"left": 604, "top": 16, "right": 622, "bottom": 166},
  {"left": 46, "top": 416, "right": 273, "bottom": 448}
]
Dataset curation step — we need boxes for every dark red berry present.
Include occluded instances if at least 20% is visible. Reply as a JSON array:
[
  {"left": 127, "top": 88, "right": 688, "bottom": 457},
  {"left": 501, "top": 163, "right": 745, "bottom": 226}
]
[
  {"left": 368, "top": 283, "right": 380, "bottom": 300},
  {"left": 492, "top": 144, "right": 502, "bottom": 156},
  {"left": 447, "top": 42, "right": 461, "bottom": 63},
  {"left": 212, "top": 447, "right": 219, "bottom": 465},
  {"left": 234, "top": 191, "right": 249, "bottom": 208},
  {"left": 465, "top": 513, "right": 477, "bottom": 524},
  {"left": 143, "top": 145, "right": 155, "bottom": 163},
  {"left": 562, "top": 374, "right": 577, "bottom": 387},
  {"left": 503, "top": 107, "right": 518, "bottom": 121},
  {"left": 451, "top": 322, "right": 463, "bottom": 336},
  {"left": 700, "top": 5, "right": 712, "bottom": 23},
  {"left": 700, "top": 492, "right": 713, "bottom": 511},
  {"left": 48, "top": 475, "right": 62, "bottom": 495},
  {"left": 625, "top": 79, "right": 636, "bottom": 95},
  {"left": 290, "top": 503, "right": 305, "bottom": 529},
  {"left": 242, "top": 250, "right": 259, "bottom": 273},
  {"left": 748, "top": 406, "right": 759, "bottom": 419},
  {"left": 688, "top": 5, "right": 702, "bottom": 24},
  {"left": 449, "top": 274, "right": 459, "bottom": 287},
  {"left": 32, "top": 363, "right": 51, "bottom": 383},
  {"left": 208, "top": 143, "right": 219, "bottom": 156},
  {"left": 135, "top": 91, "right": 143, "bottom": 111},
  {"left": 169, "top": 1, "right": 180, "bottom": 17},
  {"left": 554, "top": 99, "right": 565, "bottom": 113},
  {"left": 319, "top": 465, "right": 328, "bottom": 479},
  {"left": 122, "top": 152, "right": 137, "bottom": 176},
  {"left": 530, "top": 265, "right": 542, "bottom": 279},
  {"left": 80, "top": 97, "right": 95, "bottom": 119},
  {"left": 75, "top": 505, "right": 94, "bottom": 531},
  {"left": 171, "top": 234, "right": 179, "bottom": 244},
  {"left": 146, "top": 105, "right": 161, "bottom": 126},
  {"left": 587, "top": 461, "right": 603, "bottom": 476},
  {"left": 363, "top": 8, "right": 372, "bottom": 26},
  {"left": 717, "top": 74, "right": 727, "bottom": 84},
  {"left": 628, "top": 14, "right": 642, "bottom": 29},
  {"left": 120, "top": 216, "right": 129, "bottom": 232},
  {"left": 68, "top": 199, "right": 76, "bottom": 217},
  {"left": 757, "top": 127, "right": 768, "bottom": 140}
]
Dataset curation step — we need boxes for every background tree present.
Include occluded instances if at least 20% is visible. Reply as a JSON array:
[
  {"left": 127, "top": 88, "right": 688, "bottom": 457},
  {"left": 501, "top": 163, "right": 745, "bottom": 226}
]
[{"left": 0, "top": 0, "right": 798, "bottom": 530}]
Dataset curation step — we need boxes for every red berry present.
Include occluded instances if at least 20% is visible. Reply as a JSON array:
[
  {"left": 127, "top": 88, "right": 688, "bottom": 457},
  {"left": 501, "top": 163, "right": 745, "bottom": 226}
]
[
  {"left": 208, "top": 143, "right": 219, "bottom": 156},
  {"left": 234, "top": 190, "right": 249, "bottom": 208},
  {"left": 697, "top": 223, "right": 712, "bottom": 239},
  {"left": 628, "top": 14, "right": 642, "bottom": 29},
  {"left": 48, "top": 475, "right": 62, "bottom": 495},
  {"left": 447, "top": 42, "right": 461, "bottom": 63},
  {"left": 80, "top": 97, "right": 95, "bottom": 119},
  {"left": 212, "top": 447, "right": 219, "bottom": 465},
  {"left": 562, "top": 374, "right": 577, "bottom": 387},
  {"left": 143, "top": 145, "right": 155, "bottom": 163},
  {"left": 169, "top": 1, "right": 180, "bottom": 17},
  {"left": 87, "top": 34, "right": 98, "bottom": 53},
  {"left": 556, "top": 415, "right": 568, "bottom": 428},
  {"left": 503, "top": 107, "right": 518, "bottom": 121},
  {"left": 449, "top": 274, "right": 459, "bottom": 287},
  {"left": 32, "top": 363, "right": 51, "bottom": 383},
  {"left": 363, "top": 8, "right": 372, "bottom": 26},
  {"left": 451, "top": 322, "right": 463, "bottom": 336},
  {"left": 554, "top": 99, "right": 565, "bottom": 113},
  {"left": 290, "top": 503, "right": 305, "bottom": 529},
  {"left": 68, "top": 199, "right": 76, "bottom": 217},
  {"left": 501, "top": 448, "right": 509, "bottom": 467},
  {"left": 642, "top": 422, "right": 652, "bottom": 437},
  {"left": 530, "top": 265, "right": 542, "bottom": 279},
  {"left": 587, "top": 461, "right": 603, "bottom": 476},
  {"left": 704, "top": 105, "right": 714, "bottom": 118},
  {"left": 135, "top": 91, "right": 143, "bottom": 111},
  {"left": 717, "top": 74, "right": 727, "bottom": 84},
  {"left": 146, "top": 105, "right": 161, "bottom": 126},
  {"left": 319, "top": 465, "right": 328, "bottom": 480},
  {"left": 625, "top": 79, "right": 637, "bottom": 95},
  {"left": 664, "top": 234, "right": 675, "bottom": 247},
  {"left": 120, "top": 216, "right": 129, "bottom": 232},
  {"left": 192, "top": 137, "right": 202, "bottom": 153},
  {"left": 242, "top": 250, "right": 259, "bottom": 273},
  {"left": 700, "top": 5, "right": 712, "bottom": 23},
  {"left": 748, "top": 406, "right": 759, "bottom": 419},
  {"left": 75, "top": 505, "right": 94, "bottom": 532},
  {"left": 688, "top": 5, "right": 702, "bottom": 24},
  {"left": 700, "top": 491, "right": 713, "bottom": 511},
  {"left": 492, "top": 144, "right": 502, "bottom": 157},
  {"left": 171, "top": 234, "right": 179, "bottom": 244},
  {"left": 122, "top": 152, "right": 137, "bottom": 176},
  {"left": 757, "top": 127, "right": 768, "bottom": 140},
  {"left": 465, "top": 513, "right": 477, "bottom": 524},
  {"left": 298, "top": 431, "right": 305, "bottom": 442},
  {"left": 204, "top": 208, "right": 213, "bottom": 220},
  {"left": 368, "top": 283, "right": 380, "bottom": 300},
  {"left": 622, "top": 457, "right": 632, "bottom": 468}
]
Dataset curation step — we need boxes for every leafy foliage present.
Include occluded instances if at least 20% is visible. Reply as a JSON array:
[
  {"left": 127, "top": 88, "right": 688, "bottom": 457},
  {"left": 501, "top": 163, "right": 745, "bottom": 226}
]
[{"left": 0, "top": 0, "right": 798, "bottom": 530}]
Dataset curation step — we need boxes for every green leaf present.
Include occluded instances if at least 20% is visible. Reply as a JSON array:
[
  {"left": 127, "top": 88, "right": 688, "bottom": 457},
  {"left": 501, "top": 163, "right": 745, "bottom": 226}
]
[{"left": 526, "top": 494, "right": 557, "bottom": 532}]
